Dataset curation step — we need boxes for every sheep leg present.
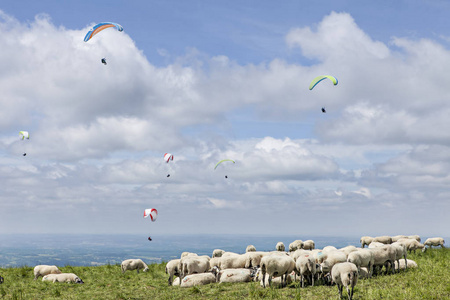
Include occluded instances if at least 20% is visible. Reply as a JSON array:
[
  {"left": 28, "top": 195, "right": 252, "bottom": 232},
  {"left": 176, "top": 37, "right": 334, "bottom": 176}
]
[
  {"left": 337, "top": 283, "right": 343, "bottom": 299},
  {"left": 268, "top": 275, "right": 272, "bottom": 288},
  {"left": 262, "top": 272, "right": 266, "bottom": 288},
  {"left": 311, "top": 272, "right": 314, "bottom": 287}
]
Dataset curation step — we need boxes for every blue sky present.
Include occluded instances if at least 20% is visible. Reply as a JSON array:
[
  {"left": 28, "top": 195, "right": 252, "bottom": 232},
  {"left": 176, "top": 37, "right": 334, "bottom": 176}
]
[{"left": 0, "top": 1, "right": 449, "bottom": 240}]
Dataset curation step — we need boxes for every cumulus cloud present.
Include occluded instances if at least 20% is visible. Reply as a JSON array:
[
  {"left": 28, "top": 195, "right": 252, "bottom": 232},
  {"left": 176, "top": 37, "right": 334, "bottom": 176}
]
[{"left": 1, "top": 10, "right": 450, "bottom": 236}]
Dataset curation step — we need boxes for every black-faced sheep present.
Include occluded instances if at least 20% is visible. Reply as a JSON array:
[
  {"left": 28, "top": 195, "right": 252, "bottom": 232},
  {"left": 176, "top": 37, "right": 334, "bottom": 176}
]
[
  {"left": 121, "top": 259, "right": 149, "bottom": 274},
  {"left": 331, "top": 262, "right": 358, "bottom": 300},
  {"left": 33, "top": 265, "right": 62, "bottom": 280}
]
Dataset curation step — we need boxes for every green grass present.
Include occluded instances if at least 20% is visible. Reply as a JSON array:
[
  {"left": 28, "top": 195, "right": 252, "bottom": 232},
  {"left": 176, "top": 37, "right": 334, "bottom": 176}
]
[{"left": 0, "top": 248, "right": 448, "bottom": 299}]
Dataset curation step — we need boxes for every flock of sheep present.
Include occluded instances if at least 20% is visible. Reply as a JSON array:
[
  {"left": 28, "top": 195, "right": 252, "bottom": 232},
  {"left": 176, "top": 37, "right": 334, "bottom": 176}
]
[
  {"left": 15, "top": 235, "right": 445, "bottom": 300},
  {"left": 162, "top": 235, "right": 445, "bottom": 300}
]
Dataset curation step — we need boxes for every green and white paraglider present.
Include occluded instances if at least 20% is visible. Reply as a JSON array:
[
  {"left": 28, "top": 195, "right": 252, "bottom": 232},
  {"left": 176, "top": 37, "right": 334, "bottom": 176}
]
[
  {"left": 214, "top": 159, "right": 235, "bottom": 179},
  {"left": 309, "top": 75, "right": 338, "bottom": 113},
  {"left": 19, "top": 131, "right": 29, "bottom": 156}
]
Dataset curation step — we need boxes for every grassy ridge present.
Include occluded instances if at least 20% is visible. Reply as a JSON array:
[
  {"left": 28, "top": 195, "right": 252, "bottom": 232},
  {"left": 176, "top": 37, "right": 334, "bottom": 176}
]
[{"left": 0, "top": 248, "right": 448, "bottom": 299}]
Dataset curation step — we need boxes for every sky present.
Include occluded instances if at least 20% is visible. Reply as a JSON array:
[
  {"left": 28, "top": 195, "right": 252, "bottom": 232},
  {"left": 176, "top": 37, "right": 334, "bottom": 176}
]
[{"left": 0, "top": 0, "right": 449, "bottom": 238}]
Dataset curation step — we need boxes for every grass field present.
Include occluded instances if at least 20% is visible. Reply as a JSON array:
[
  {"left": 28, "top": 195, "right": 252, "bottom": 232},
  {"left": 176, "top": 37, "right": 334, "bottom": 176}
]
[{"left": 0, "top": 248, "right": 448, "bottom": 299}]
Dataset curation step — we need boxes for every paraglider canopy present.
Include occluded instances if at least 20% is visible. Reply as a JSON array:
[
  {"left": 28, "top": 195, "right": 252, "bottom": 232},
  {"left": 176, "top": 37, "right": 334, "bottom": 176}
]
[
  {"left": 309, "top": 75, "right": 338, "bottom": 90},
  {"left": 143, "top": 208, "right": 158, "bottom": 222},
  {"left": 19, "top": 131, "right": 29, "bottom": 140},
  {"left": 84, "top": 22, "right": 124, "bottom": 42},
  {"left": 164, "top": 153, "right": 174, "bottom": 163},
  {"left": 214, "top": 159, "right": 235, "bottom": 170}
]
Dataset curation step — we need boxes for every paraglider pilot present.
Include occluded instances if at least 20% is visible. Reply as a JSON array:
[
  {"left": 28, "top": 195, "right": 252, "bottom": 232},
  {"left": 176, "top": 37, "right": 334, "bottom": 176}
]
[
  {"left": 148, "top": 237, "right": 152, "bottom": 241},
  {"left": 321, "top": 107, "right": 326, "bottom": 113},
  {"left": 23, "top": 153, "right": 26, "bottom": 156},
  {"left": 101, "top": 58, "right": 107, "bottom": 65},
  {"left": 167, "top": 174, "right": 170, "bottom": 178}
]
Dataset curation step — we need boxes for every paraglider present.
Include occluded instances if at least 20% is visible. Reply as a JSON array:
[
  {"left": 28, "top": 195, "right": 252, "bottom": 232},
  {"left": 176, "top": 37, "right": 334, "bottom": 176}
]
[
  {"left": 101, "top": 58, "right": 107, "bottom": 65},
  {"left": 83, "top": 22, "right": 124, "bottom": 42},
  {"left": 214, "top": 159, "right": 235, "bottom": 179},
  {"left": 309, "top": 75, "right": 338, "bottom": 90},
  {"left": 19, "top": 131, "right": 29, "bottom": 156},
  {"left": 144, "top": 208, "right": 157, "bottom": 241},
  {"left": 164, "top": 153, "right": 174, "bottom": 177}
]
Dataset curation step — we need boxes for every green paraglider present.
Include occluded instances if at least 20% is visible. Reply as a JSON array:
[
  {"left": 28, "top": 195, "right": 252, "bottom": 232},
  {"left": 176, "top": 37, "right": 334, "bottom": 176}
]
[
  {"left": 309, "top": 75, "right": 338, "bottom": 90},
  {"left": 214, "top": 159, "right": 235, "bottom": 170}
]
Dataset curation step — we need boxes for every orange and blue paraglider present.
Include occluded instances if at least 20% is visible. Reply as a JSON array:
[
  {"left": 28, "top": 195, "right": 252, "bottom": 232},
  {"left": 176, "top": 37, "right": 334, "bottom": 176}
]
[{"left": 84, "top": 22, "right": 123, "bottom": 42}]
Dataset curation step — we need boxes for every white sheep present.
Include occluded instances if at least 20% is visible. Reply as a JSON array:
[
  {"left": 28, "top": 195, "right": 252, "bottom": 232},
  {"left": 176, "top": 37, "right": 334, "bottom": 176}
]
[
  {"left": 391, "top": 242, "right": 408, "bottom": 269},
  {"left": 180, "top": 252, "right": 198, "bottom": 258},
  {"left": 347, "top": 249, "right": 374, "bottom": 277},
  {"left": 295, "top": 253, "right": 316, "bottom": 288},
  {"left": 212, "top": 249, "right": 225, "bottom": 258},
  {"left": 339, "top": 246, "right": 358, "bottom": 258},
  {"left": 255, "top": 268, "right": 294, "bottom": 288},
  {"left": 244, "top": 251, "right": 267, "bottom": 268},
  {"left": 290, "top": 249, "right": 309, "bottom": 262},
  {"left": 179, "top": 272, "right": 216, "bottom": 288},
  {"left": 331, "top": 262, "right": 358, "bottom": 300},
  {"left": 397, "top": 239, "right": 425, "bottom": 253},
  {"left": 360, "top": 236, "right": 374, "bottom": 248},
  {"left": 408, "top": 235, "right": 421, "bottom": 242},
  {"left": 394, "top": 259, "right": 418, "bottom": 270},
  {"left": 42, "top": 273, "right": 84, "bottom": 284},
  {"left": 121, "top": 259, "right": 149, "bottom": 274},
  {"left": 221, "top": 251, "right": 239, "bottom": 257},
  {"left": 216, "top": 268, "right": 254, "bottom": 283},
  {"left": 372, "top": 236, "right": 392, "bottom": 245},
  {"left": 289, "top": 240, "right": 304, "bottom": 252},
  {"left": 424, "top": 237, "right": 445, "bottom": 249},
  {"left": 218, "top": 254, "right": 247, "bottom": 269},
  {"left": 276, "top": 242, "right": 286, "bottom": 252},
  {"left": 165, "top": 259, "right": 181, "bottom": 286},
  {"left": 368, "top": 242, "right": 385, "bottom": 249},
  {"left": 33, "top": 265, "right": 61, "bottom": 280},
  {"left": 180, "top": 256, "right": 210, "bottom": 280},
  {"left": 260, "top": 254, "right": 295, "bottom": 288},
  {"left": 322, "top": 246, "right": 338, "bottom": 253},
  {"left": 391, "top": 235, "right": 408, "bottom": 242},
  {"left": 209, "top": 257, "right": 221, "bottom": 270},
  {"left": 370, "top": 245, "right": 396, "bottom": 275},
  {"left": 320, "top": 250, "right": 347, "bottom": 273},
  {"left": 246, "top": 245, "right": 256, "bottom": 252},
  {"left": 302, "top": 240, "right": 315, "bottom": 250}
]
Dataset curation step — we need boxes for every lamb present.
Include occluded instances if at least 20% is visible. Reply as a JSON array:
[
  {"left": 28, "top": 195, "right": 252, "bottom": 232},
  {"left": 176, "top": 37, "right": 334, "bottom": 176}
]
[
  {"left": 276, "top": 242, "right": 286, "bottom": 252},
  {"left": 121, "top": 259, "right": 149, "bottom": 274},
  {"left": 347, "top": 249, "right": 374, "bottom": 277},
  {"left": 165, "top": 259, "right": 181, "bottom": 286},
  {"left": 42, "top": 273, "right": 84, "bottom": 284},
  {"left": 180, "top": 256, "right": 210, "bottom": 280},
  {"left": 212, "top": 249, "right": 225, "bottom": 258},
  {"left": 424, "top": 237, "right": 445, "bottom": 249},
  {"left": 372, "top": 236, "right": 392, "bottom": 245},
  {"left": 289, "top": 240, "right": 304, "bottom": 252},
  {"left": 216, "top": 268, "right": 255, "bottom": 283},
  {"left": 331, "top": 262, "right": 358, "bottom": 300},
  {"left": 360, "top": 236, "right": 374, "bottom": 248},
  {"left": 295, "top": 253, "right": 317, "bottom": 288},
  {"left": 302, "top": 240, "right": 315, "bottom": 250},
  {"left": 33, "top": 265, "right": 62, "bottom": 280},
  {"left": 179, "top": 272, "right": 216, "bottom": 288},
  {"left": 394, "top": 259, "right": 418, "bottom": 270},
  {"left": 246, "top": 245, "right": 256, "bottom": 252},
  {"left": 320, "top": 250, "right": 347, "bottom": 273},
  {"left": 260, "top": 254, "right": 295, "bottom": 288}
]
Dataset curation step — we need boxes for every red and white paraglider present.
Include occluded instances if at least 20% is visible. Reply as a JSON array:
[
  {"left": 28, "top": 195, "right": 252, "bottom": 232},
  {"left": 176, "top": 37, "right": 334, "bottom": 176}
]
[
  {"left": 144, "top": 208, "right": 158, "bottom": 241},
  {"left": 164, "top": 153, "right": 174, "bottom": 177}
]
